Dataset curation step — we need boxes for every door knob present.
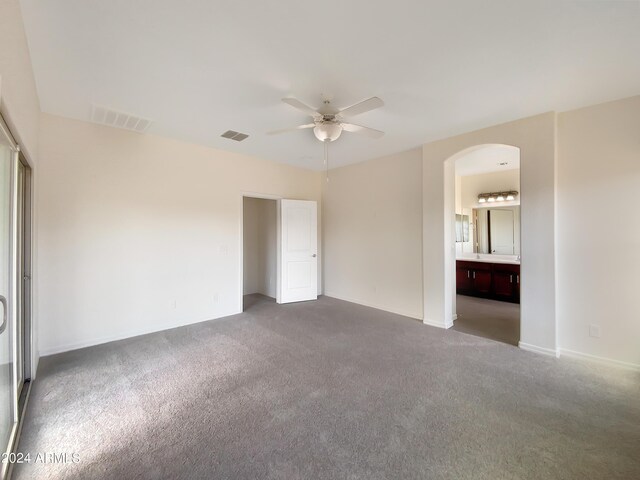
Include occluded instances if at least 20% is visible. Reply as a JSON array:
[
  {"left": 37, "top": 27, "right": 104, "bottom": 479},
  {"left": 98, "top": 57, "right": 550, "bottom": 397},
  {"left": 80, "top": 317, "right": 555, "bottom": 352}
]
[
  {"left": 0, "top": 295, "right": 6, "bottom": 334},
  {"left": 311, "top": 254, "right": 317, "bottom": 258}
]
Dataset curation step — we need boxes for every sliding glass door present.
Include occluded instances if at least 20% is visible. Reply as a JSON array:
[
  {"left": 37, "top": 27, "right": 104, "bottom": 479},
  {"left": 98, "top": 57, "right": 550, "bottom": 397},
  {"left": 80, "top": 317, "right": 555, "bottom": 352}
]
[
  {"left": 0, "top": 114, "right": 31, "bottom": 478},
  {"left": 0, "top": 121, "right": 16, "bottom": 477}
]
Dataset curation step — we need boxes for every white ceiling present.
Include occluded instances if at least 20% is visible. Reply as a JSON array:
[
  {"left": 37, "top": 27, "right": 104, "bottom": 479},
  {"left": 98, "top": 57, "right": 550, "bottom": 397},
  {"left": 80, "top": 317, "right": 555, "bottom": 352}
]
[
  {"left": 19, "top": 0, "right": 640, "bottom": 170},
  {"left": 455, "top": 144, "right": 520, "bottom": 176}
]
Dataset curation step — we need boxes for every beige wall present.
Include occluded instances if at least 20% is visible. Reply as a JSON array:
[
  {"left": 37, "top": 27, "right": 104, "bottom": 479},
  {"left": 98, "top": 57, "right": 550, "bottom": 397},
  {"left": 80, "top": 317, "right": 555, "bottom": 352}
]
[
  {"left": 459, "top": 170, "right": 520, "bottom": 210},
  {"left": 243, "top": 197, "right": 260, "bottom": 295},
  {"left": 557, "top": 95, "right": 640, "bottom": 367},
  {"left": 243, "top": 197, "right": 276, "bottom": 298},
  {"left": 0, "top": 0, "right": 40, "bottom": 161},
  {"left": 37, "top": 113, "right": 322, "bottom": 354},
  {"left": 323, "top": 148, "right": 423, "bottom": 319}
]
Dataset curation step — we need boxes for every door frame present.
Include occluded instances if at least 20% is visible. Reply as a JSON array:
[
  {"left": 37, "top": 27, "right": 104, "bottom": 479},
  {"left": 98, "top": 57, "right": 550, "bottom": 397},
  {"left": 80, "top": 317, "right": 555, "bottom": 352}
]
[
  {"left": 0, "top": 111, "right": 34, "bottom": 479},
  {"left": 450, "top": 142, "right": 523, "bottom": 324},
  {"left": 238, "top": 192, "right": 282, "bottom": 312},
  {"left": 448, "top": 144, "right": 522, "bottom": 334},
  {"left": 16, "top": 157, "right": 33, "bottom": 390}
]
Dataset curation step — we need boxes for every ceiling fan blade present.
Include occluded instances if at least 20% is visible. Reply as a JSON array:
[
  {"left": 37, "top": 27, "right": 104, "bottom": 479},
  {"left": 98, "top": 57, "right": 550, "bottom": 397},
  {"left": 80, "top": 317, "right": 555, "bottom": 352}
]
[
  {"left": 341, "top": 123, "right": 384, "bottom": 139},
  {"left": 339, "top": 97, "right": 384, "bottom": 117},
  {"left": 267, "top": 124, "right": 315, "bottom": 135},
  {"left": 281, "top": 98, "right": 318, "bottom": 116}
]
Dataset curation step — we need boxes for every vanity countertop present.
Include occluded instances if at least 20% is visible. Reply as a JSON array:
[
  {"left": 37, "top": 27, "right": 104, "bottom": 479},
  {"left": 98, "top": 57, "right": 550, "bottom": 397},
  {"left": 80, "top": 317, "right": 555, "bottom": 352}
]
[{"left": 456, "top": 255, "right": 520, "bottom": 265}]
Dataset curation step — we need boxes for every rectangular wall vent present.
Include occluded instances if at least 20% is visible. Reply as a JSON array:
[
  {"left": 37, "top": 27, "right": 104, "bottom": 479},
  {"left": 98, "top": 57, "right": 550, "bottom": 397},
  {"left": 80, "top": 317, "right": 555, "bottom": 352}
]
[
  {"left": 91, "top": 104, "right": 153, "bottom": 133},
  {"left": 221, "top": 130, "right": 249, "bottom": 141}
]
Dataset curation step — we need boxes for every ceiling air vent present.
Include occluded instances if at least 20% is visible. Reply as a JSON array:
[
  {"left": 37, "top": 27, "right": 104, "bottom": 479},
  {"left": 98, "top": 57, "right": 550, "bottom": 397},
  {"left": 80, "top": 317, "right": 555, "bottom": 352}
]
[
  {"left": 221, "top": 130, "right": 249, "bottom": 142},
  {"left": 91, "top": 105, "right": 153, "bottom": 133}
]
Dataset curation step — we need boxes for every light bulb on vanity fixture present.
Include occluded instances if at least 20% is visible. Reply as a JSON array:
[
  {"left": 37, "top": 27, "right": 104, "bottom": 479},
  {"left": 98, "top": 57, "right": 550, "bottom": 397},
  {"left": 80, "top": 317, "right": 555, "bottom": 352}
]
[
  {"left": 478, "top": 191, "right": 518, "bottom": 204},
  {"left": 505, "top": 191, "right": 518, "bottom": 201}
]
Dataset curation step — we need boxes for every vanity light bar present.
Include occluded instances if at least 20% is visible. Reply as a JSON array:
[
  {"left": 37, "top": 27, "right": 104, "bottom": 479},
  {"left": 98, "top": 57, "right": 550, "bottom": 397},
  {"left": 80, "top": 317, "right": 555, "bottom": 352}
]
[{"left": 478, "top": 191, "right": 518, "bottom": 203}]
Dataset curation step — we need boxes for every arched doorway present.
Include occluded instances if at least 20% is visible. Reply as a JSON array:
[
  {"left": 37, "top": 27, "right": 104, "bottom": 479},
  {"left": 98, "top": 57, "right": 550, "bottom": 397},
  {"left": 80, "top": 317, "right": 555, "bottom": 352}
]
[
  {"left": 447, "top": 144, "right": 521, "bottom": 345},
  {"left": 422, "top": 113, "right": 558, "bottom": 356}
]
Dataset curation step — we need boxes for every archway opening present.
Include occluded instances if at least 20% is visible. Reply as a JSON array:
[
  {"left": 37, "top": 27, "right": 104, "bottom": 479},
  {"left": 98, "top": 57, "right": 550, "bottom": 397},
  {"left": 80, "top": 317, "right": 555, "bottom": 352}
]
[{"left": 446, "top": 144, "right": 521, "bottom": 345}]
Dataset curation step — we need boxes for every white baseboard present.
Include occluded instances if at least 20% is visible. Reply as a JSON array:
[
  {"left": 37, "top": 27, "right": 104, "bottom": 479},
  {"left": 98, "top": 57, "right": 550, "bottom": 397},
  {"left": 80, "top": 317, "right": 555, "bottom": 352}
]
[
  {"left": 39, "top": 309, "right": 241, "bottom": 357},
  {"left": 559, "top": 348, "right": 640, "bottom": 372},
  {"left": 31, "top": 351, "right": 40, "bottom": 380},
  {"left": 423, "top": 318, "right": 454, "bottom": 329},
  {"left": 452, "top": 314, "right": 458, "bottom": 322},
  {"left": 323, "top": 292, "right": 422, "bottom": 320},
  {"left": 518, "top": 341, "right": 559, "bottom": 358}
]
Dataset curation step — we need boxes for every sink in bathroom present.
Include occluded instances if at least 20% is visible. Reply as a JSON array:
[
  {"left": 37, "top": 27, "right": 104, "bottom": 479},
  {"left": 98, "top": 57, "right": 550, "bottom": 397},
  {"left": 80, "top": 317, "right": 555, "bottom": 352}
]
[{"left": 456, "top": 253, "right": 520, "bottom": 265}]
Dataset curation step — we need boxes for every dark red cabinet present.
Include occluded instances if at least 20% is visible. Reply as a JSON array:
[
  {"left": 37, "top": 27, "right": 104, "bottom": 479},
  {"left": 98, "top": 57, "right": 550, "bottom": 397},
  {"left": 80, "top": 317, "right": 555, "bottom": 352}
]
[
  {"left": 456, "top": 260, "right": 520, "bottom": 303},
  {"left": 474, "top": 270, "right": 492, "bottom": 294},
  {"left": 493, "top": 271, "right": 515, "bottom": 298},
  {"left": 492, "top": 264, "right": 520, "bottom": 301},
  {"left": 456, "top": 265, "right": 473, "bottom": 292}
]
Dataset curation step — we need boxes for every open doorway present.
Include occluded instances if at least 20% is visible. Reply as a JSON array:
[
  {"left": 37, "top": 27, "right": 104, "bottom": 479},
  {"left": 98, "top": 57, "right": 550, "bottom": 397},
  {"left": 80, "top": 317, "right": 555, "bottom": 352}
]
[
  {"left": 451, "top": 145, "right": 521, "bottom": 346},
  {"left": 242, "top": 196, "right": 277, "bottom": 311}
]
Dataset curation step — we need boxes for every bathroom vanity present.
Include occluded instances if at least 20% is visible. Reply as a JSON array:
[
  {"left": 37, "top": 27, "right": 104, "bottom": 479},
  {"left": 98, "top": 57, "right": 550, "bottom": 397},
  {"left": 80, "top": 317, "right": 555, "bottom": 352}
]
[{"left": 456, "top": 255, "right": 520, "bottom": 303}]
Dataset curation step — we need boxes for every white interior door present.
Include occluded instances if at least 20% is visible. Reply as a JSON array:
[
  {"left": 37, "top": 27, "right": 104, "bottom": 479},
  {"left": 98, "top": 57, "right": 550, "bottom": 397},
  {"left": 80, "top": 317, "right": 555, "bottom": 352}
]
[
  {"left": 490, "top": 209, "right": 515, "bottom": 254},
  {"left": 278, "top": 199, "right": 317, "bottom": 304}
]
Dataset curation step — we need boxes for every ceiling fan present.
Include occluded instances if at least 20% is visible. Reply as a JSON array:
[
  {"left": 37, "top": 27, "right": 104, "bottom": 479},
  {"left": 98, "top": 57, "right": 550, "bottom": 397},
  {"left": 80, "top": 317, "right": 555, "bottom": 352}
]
[{"left": 268, "top": 95, "right": 385, "bottom": 142}]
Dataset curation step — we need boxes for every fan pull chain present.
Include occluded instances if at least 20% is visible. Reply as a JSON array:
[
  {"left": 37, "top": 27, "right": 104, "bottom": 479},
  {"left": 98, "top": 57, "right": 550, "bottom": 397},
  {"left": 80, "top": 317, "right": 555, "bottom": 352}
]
[{"left": 324, "top": 140, "right": 329, "bottom": 182}]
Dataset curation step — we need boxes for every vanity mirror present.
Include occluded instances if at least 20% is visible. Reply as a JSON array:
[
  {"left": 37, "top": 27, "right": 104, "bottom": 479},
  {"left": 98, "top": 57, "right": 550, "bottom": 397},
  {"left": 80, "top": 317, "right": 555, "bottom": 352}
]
[
  {"left": 455, "top": 214, "right": 469, "bottom": 243},
  {"left": 473, "top": 206, "right": 520, "bottom": 255}
]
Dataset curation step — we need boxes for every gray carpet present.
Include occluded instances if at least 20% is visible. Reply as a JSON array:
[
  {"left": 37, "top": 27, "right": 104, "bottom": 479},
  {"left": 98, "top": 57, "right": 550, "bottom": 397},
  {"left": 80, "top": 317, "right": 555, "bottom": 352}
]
[
  {"left": 15, "top": 295, "right": 640, "bottom": 479},
  {"left": 452, "top": 295, "right": 520, "bottom": 346}
]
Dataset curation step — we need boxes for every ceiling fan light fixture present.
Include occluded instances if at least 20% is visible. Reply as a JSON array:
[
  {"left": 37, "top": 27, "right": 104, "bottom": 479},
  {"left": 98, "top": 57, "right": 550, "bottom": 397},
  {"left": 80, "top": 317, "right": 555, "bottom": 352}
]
[
  {"left": 271, "top": 95, "right": 384, "bottom": 145},
  {"left": 314, "top": 123, "right": 342, "bottom": 142}
]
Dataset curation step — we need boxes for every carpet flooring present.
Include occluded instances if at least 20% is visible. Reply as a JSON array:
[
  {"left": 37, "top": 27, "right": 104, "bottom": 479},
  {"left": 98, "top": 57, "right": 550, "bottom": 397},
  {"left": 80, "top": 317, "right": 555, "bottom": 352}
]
[
  {"left": 452, "top": 295, "right": 520, "bottom": 346},
  {"left": 14, "top": 295, "right": 640, "bottom": 479}
]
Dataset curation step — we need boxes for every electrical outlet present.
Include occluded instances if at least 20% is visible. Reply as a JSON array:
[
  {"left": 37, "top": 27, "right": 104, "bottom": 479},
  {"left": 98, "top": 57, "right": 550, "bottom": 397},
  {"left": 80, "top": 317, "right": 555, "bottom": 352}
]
[
  {"left": 218, "top": 245, "right": 228, "bottom": 257},
  {"left": 589, "top": 324, "right": 601, "bottom": 338},
  {"left": 172, "top": 300, "right": 177, "bottom": 309},
  {"left": 212, "top": 293, "right": 219, "bottom": 304}
]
